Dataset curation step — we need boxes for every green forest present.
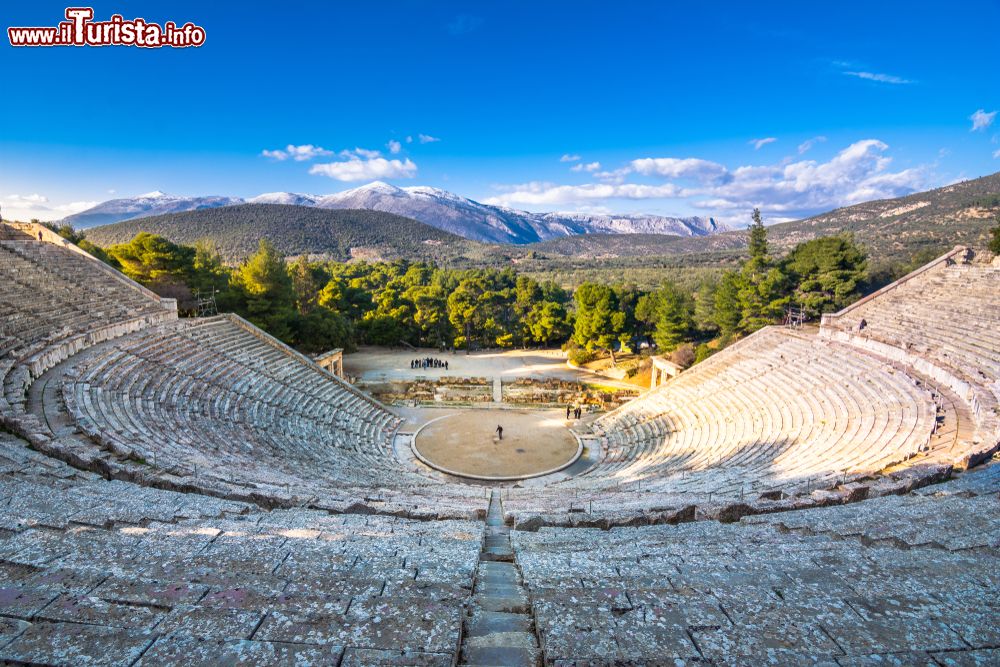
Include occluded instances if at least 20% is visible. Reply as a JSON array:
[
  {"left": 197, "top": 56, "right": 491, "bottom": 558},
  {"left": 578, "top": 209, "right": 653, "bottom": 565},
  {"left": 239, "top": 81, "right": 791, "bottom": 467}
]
[{"left": 46, "top": 210, "right": 998, "bottom": 366}]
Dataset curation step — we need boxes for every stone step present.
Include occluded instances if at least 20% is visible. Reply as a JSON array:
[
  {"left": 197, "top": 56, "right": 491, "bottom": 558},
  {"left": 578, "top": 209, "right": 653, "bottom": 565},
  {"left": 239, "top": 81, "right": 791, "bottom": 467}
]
[
  {"left": 478, "top": 561, "right": 518, "bottom": 573},
  {"left": 474, "top": 581, "right": 525, "bottom": 598},
  {"left": 460, "top": 643, "right": 540, "bottom": 667},
  {"left": 465, "top": 610, "right": 533, "bottom": 637},
  {"left": 481, "top": 549, "right": 514, "bottom": 563},
  {"left": 472, "top": 594, "right": 530, "bottom": 615},
  {"left": 476, "top": 568, "right": 520, "bottom": 586}
]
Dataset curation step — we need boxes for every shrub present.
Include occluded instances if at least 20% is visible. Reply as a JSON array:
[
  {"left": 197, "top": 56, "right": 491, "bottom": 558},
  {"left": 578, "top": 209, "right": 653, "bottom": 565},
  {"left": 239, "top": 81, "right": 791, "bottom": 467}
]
[
  {"left": 567, "top": 347, "right": 597, "bottom": 366},
  {"left": 669, "top": 343, "right": 696, "bottom": 369},
  {"left": 694, "top": 343, "right": 715, "bottom": 364}
]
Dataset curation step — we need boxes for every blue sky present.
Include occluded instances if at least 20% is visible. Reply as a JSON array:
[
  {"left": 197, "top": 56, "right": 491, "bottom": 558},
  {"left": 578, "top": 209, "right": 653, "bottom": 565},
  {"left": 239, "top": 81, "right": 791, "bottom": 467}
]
[{"left": 1, "top": 1, "right": 998, "bottom": 225}]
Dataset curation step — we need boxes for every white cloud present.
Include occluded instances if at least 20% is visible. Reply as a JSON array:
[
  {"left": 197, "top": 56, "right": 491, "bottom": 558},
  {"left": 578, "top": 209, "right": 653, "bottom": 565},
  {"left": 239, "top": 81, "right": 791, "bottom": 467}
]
[
  {"left": 418, "top": 134, "right": 440, "bottom": 144},
  {"left": 570, "top": 161, "right": 601, "bottom": 173},
  {"left": 993, "top": 148, "right": 1000, "bottom": 159},
  {"left": 559, "top": 154, "right": 581, "bottom": 163},
  {"left": 309, "top": 156, "right": 417, "bottom": 181},
  {"left": 261, "top": 144, "right": 333, "bottom": 161},
  {"left": 5, "top": 193, "right": 48, "bottom": 205},
  {"left": 797, "top": 136, "right": 827, "bottom": 154},
  {"left": 749, "top": 137, "right": 777, "bottom": 150},
  {"left": 0, "top": 193, "right": 98, "bottom": 222},
  {"left": 483, "top": 181, "right": 683, "bottom": 207},
  {"left": 969, "top": 109, "right": 997, "bottom": 132},
  {"left": 339, "top": 147, "right": 382, "bottom": 160},
  {"left": 630, "top": 157, "right": 728, "bottom": 181},
  {"left": 843, "top": 71, "right": 913, "bottom": 85},
  {"left": 387, "top": 140, "right": 402, "bottom": 154},
  {"left": 485, "top": 139, "right": 927, "bottom": 223}
]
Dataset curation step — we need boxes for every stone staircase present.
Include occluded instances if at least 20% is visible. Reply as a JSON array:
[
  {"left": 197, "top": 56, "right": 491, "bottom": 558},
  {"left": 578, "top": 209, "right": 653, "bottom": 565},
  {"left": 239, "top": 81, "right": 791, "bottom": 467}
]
[{"left": 461, "top": 490, "right": 541, "bottom": 666}]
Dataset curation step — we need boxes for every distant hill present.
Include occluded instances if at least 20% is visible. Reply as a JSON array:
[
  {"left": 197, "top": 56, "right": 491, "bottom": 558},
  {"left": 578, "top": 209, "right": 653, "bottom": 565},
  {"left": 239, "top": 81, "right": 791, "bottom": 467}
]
[
  {"left": 529, "top": 171, "right": 1000, "bottom": 263},
  {"left": 62, "top": 191, "right": 242, "bottom": 229},
  {"left": 63, "top": 181, "right": 726, "bottom": 244},
  {"left": 310, "top": 181, "right": 724, "bottom": 243},
  {"left": 84, "top": 204, "right": 491, "bottom": 263},
  {"left": 83, "top": 172, "right": 1000, "bottom": 270}
]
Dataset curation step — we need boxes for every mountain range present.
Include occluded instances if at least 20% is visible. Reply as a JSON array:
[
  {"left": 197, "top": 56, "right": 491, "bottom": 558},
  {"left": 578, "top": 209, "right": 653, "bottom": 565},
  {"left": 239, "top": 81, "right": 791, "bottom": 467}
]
[
  {"left": 82, "top": 171, "right": 1000, "bottom": 272},
  {"left": 528, "top": 171, "right": 1000, "bottom": 263},
  {"left": 62, "top": 182, "right": 725, "bottom": 244}
]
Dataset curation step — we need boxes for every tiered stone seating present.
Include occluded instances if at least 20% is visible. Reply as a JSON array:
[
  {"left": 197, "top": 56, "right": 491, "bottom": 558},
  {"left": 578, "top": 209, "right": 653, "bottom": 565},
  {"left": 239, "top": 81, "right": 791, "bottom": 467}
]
[
  {"left": 822, "top": 247, "right": 1000, "bottom": 466},
  {"left": 0, "top": 430, "right": 482, "bottom": 665},
  {"left": 502, "top": 248, "right": 999, "bottom": 526},
  {"left": 504, "top": 327, "right": 942, "bottom": 523},
  {"left": 2, "top": 231, "right": 999, "bottom": 663},
  {"left": 511, "top": 461, "right": 999, "bottom": 665},
  {"left": 0, "top": 239, "right": 176, "bottom": 420},
  {"left": 0, "top": 232, "right": 485, "bottom": 519},
  {"left": 55, "top": 315, "right": 484, "bottom": 517}
]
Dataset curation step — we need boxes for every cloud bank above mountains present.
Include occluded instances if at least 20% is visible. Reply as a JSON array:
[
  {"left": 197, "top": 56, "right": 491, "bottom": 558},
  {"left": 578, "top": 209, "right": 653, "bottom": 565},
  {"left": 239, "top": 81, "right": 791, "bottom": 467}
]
[{"left": 484, "top": 139, "right": 928, "bottom": 224}]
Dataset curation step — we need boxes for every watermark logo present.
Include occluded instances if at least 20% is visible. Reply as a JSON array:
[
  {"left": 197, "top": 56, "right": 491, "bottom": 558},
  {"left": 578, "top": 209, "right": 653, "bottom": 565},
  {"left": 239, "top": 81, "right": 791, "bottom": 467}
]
[{"left": 8, "top": 7, "right": 206, "bottom": 48}]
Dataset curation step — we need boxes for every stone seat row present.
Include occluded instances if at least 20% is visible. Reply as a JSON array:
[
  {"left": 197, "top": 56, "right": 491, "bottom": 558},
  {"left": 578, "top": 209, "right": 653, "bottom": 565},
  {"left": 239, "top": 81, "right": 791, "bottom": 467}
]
[
  {"left": 0, "top": 431, "right": 482, "bottom": 666},
  {"left": 57, "top": 316, "right": 487, "bottom": 517}
]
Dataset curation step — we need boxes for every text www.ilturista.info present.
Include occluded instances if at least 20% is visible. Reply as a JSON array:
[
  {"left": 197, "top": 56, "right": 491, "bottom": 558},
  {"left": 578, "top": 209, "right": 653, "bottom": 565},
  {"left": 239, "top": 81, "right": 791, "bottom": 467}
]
[{"left": 8, "top": 7, "right": 205, "bottom": 48}]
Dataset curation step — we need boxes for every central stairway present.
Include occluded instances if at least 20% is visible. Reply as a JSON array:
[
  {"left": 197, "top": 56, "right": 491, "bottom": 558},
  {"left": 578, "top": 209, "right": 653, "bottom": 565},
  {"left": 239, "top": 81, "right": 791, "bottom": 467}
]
[{"left": 460, "top": 490, "right": 541, "bottom": 666}]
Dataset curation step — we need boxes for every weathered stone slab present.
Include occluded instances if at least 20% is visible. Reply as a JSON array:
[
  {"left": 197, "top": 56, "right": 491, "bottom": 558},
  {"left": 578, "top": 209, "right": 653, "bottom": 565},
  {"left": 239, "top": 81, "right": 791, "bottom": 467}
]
[
  {"left": 36, "top": 593, "right": 165, "bottom": 629},
  {"left": 836, "top": 651, "right": 937, "bottom": 666},
  {"left": 156, "top": 603, "right": 267, "bottom": 640},
  {"left": 0, "top": 621, "right": 154, "bottom": 666},
  {"left": 93, "top": 576, "right": 209, "bottom": 608},
  {"left": 691, "top": 618, "right": 841, "bottom": 660},
  {"left": 138, "top": 636, "right": 344, "bottom": 666},
  {"left": 23, "top": 566, "right": 109, "bottom": 594},
  {"left": 628, "top": 588, "right": 730, "bottom": 628},
  {"left": 536, "top": 614, "right": 618, "bottom": 662},
  {"left": 340, "top": 647, "right": 454, "bottom": 666},
  {"left": 930, "top": 648, "right": 1000, "bottom": 667},
  {"left": 612, "top": 608, "right": 701, "bottom": 660},
  {"left": 0, "top": 586, "right": 58, "bottom": 619},
  {"left": 0, "top": 616, "right": 31, "bottom": 649},
  {"left": 819, "top": 614, "right": 967, "bottom": 655}
]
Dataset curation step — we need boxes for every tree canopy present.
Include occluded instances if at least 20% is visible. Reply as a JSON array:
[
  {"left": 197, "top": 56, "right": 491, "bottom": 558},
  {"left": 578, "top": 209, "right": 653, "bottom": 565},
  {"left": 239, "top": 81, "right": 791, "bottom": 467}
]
[{"left": 62, "top": 212, "right": 908, "bottom": 364}]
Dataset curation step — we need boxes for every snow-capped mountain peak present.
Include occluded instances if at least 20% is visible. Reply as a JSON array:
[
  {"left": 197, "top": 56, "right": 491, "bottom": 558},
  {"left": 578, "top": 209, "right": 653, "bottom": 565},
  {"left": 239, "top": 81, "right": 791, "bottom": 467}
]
[
  {"left": 63, "top": 182, "right": 728, "bottom": 243},
  {"left": 248, "top": 192, "right": 319, "bottom": 207}
]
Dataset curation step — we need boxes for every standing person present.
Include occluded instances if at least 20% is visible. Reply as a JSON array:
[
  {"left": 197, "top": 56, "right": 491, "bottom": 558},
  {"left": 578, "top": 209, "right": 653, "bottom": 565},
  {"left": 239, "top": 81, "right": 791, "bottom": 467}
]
[
  {"left": 495, "top": 424, "right": 503, "bottom": 441},
  {"left": 566, "top": 405, "right": 571, "bottom": 419}
]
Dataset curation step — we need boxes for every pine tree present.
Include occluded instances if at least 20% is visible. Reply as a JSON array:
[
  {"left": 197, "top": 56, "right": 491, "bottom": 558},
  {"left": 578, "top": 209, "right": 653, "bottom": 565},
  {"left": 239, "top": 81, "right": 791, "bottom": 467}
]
[
  {"left": 713, "top": 271, "right": 743, "bottom": 338},
  {"left": 651, "top": 282, "right": 693, "bottom": 352},
  {"left": 783, "top": 235, "right": 867, "bottom": 314},
  {"left": 748, "top": 207, "right": 768, "bottom": 259},
  {"left": 737, "top": 209, "right": 788, "bottom": 331},
  {"left": 232, "top": 240, "right": 296, "bottom": 340}
]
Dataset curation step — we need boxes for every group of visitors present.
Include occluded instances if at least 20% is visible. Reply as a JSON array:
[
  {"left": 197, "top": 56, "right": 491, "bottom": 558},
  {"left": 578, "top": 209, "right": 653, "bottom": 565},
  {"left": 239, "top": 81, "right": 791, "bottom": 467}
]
[
  {"left": 566, "top": 405, "right": 584, "bottom": 420},
  {"left": 411, "top": 357, "right": 449, "bottom": 370}
]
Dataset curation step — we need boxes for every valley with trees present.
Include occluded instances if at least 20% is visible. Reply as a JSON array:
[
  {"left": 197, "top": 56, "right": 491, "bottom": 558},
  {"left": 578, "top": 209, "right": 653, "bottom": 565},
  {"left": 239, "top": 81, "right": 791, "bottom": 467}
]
[{"left": 40, "top": 202, "right": 982, "bottom": 380}]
